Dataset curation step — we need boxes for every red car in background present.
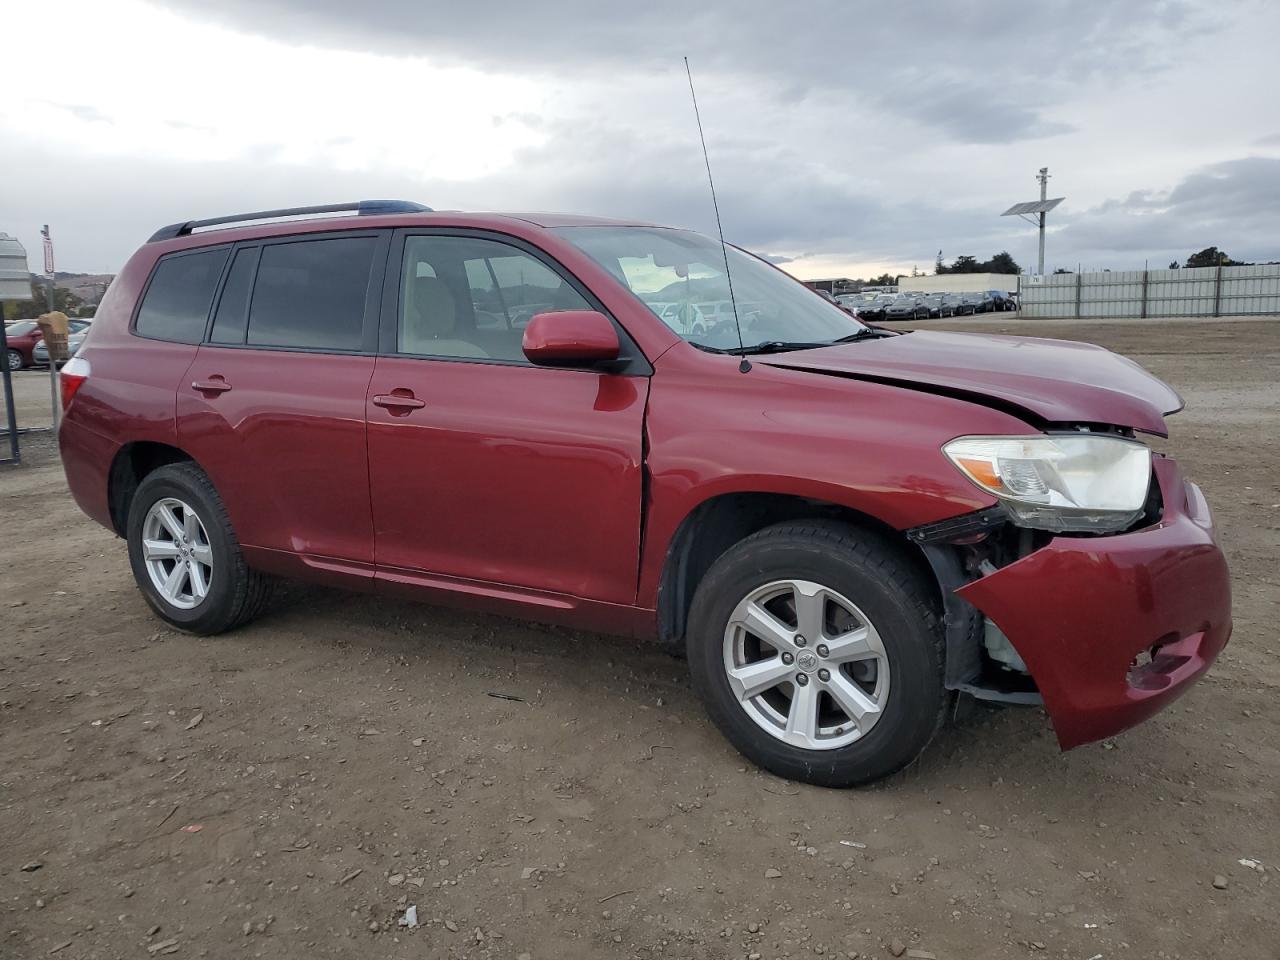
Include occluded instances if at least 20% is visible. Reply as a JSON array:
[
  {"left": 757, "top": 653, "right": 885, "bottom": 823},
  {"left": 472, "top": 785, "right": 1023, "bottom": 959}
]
[
  {"left": 5, "top": 320, "right": 44, "bottom": 370},
  {"left": 56, "top": 201, "right": 1231, "bottom": 787}
]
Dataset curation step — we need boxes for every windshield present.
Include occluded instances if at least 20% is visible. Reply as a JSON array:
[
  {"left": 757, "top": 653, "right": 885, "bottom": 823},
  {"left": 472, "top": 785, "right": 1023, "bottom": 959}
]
[
  {"left": 552, "top": 226, "right": 867, "bottom": 352},
  {"left": 6, "top": 321, "right": 37, "bottom": 336}
]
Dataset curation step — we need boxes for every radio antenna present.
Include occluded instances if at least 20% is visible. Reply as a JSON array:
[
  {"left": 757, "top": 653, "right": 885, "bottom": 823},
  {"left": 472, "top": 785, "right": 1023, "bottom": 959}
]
[{"left": 684, "top": 57, "right": 750, "bottom": 373}]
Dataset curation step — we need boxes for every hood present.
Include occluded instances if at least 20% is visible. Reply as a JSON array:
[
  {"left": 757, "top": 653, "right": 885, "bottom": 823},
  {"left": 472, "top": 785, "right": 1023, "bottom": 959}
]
[{"left": 759, "top": 330, "right": 1182, "bottom": 436}]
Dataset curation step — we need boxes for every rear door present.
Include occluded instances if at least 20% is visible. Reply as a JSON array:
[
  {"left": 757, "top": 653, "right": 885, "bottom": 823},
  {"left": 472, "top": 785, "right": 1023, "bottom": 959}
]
[
  {"left": 366, "top": 230, "right": 649, "bottom": 603},
  {"left": 177, "top": 230, "right": 389, "bottom": 569}
]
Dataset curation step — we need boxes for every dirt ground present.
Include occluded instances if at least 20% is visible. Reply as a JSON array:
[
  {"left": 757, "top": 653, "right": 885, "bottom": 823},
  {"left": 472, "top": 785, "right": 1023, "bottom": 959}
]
[{"left": 2, "top": 319, "right": 1277, "bottom": 960}]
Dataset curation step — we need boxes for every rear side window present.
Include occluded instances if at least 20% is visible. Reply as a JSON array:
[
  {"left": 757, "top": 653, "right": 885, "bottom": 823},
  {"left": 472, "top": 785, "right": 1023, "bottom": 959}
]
[
  {"left": 246, "top": 237, "right": 375, "bottom": 351},
  {"left": 135, "top": 248, "right": 229, "bottom": 343},
  {"left": 210, "top": 247, "right": 258, "bottom": 345}
]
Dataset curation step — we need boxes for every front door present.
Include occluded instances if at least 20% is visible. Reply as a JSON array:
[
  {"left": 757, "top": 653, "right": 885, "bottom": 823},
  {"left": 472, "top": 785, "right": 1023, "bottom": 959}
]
[{"left": 366, "top": 232, "right": 649, "bottom": 604}]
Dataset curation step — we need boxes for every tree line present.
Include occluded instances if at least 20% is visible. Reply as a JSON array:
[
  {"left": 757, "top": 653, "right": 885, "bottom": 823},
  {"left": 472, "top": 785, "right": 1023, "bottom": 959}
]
[{"left": 934, "top": 251, "right": 1021, "bottom": 275}]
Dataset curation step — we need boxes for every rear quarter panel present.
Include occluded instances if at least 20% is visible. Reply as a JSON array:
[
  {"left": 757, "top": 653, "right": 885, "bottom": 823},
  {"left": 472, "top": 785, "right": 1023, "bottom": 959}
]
[{"left": 59, "top": 247, "right": 198, "bottom": 530}]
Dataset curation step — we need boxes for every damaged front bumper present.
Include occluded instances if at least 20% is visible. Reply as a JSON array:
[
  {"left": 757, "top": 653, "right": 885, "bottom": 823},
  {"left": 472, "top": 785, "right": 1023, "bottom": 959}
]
[{"left": 956, "top": 456, "right": 1232, "bottom": 749}]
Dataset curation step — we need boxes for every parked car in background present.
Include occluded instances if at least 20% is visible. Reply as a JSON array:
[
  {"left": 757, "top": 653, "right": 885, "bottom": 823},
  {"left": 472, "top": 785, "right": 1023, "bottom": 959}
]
[
  {"left": 884, "top": 297, "right": 928, "bottom": 321},
  {"left": 34, "top": 324, "right": 92, "bottom": 366},
  {"left": 857, "top": 296, "right": 895, "bottom": 323},
  {"left": 662, "top": 302, "right": 712, "bottom": 336},
  {"left": 5, "top": 320, "right": 44, "bottom": 370},
  {"left": 58, "top": 199, "right": 1231, "bottom": 788},
  {"left": 5, "top": 318, "right": 92, "bottom": 370},
  {"left": 834, "top": 294, "right": 864, "bottom": 317},
  {"left": 987, "top": 290, "right": 1015, "bottom": 311},
  {"left": 943, "top": 294, "right": 975, "bottom": 316},
  {"left": 919, "top": 295, "right": 954, "bottom": 318}
]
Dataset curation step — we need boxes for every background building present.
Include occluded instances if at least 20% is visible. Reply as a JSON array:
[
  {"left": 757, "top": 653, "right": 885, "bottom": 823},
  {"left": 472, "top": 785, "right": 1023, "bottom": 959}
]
[{"left": 897, "top": 273, "right": 1018, "bottom": 295}]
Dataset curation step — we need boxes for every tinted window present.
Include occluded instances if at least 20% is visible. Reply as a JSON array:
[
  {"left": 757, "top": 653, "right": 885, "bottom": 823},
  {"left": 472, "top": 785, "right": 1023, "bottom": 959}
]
[
  {"left": 135, "top": 248, "right": 229, "bottom": 343},
  {"left": 399, "top": 236, "right": 589, "bottom": 362},
  {"left": 247, "top": 237, "right": 375, "bottom": 351},
  {"left": 210, "top": 248, "right": 258, "bottom": 345},
  {"left": 6, "top": 321, "right": 37, "bottom": 336}
]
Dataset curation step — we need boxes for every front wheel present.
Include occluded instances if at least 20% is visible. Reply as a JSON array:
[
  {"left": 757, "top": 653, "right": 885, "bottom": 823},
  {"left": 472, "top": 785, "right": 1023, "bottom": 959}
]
[
  {"left": 5, "top": 349, "right": 21, "bottom": 371},
  {"left": 127, "top": 462, "right": 274, "bottom": 634},
  {"left": 686, "top": 521, "right": 946, "bottom": 787}
]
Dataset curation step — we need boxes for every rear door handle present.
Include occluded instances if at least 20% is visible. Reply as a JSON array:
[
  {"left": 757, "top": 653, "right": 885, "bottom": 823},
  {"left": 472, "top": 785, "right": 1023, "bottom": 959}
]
[
  {"left": 192, "top": 377, "right": 232, "bottom": 394},
  {"left": 373, "top": 392, "right": 426, "bottom": 411}
]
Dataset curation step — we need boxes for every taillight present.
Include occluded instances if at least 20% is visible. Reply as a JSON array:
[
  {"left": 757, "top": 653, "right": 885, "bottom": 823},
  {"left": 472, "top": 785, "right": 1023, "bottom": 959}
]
[{"left": 60, "top": 356, "right": 90, "bottom": 412}]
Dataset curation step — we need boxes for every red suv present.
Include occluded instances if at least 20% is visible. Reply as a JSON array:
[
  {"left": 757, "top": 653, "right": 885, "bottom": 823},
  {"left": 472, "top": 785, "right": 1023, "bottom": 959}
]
[{"left": 58, "top": 201, "right": 1231, "bottom": 786}]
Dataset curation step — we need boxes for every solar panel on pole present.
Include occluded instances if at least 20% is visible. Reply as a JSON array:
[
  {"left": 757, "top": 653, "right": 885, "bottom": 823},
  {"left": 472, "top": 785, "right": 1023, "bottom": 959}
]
[{"left": 1000, "top": 167, "right": 1065, "bottom": 276}]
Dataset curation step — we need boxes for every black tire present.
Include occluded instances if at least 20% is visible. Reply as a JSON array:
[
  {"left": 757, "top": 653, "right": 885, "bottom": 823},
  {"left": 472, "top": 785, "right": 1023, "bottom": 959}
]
[
  {"left": 6, "top": 349, "right": 21, "bottom": 371},
  {"left": 126, "top": 462, "right": 274, "bottom": 634},
  {"left": 686, "top": 520, "right": 946, "bottom": 787}
]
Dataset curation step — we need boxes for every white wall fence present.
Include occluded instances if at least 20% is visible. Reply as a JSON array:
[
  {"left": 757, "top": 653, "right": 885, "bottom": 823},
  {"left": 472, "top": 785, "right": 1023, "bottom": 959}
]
[{"left": 1017, "top": 264, "right": 1280, "bottom": 318}]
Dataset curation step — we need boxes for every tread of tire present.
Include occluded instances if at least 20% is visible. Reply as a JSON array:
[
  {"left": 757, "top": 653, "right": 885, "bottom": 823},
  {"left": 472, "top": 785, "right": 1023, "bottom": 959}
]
[{"left": 155, "top": 461, "right": 274, "bottom": 633}]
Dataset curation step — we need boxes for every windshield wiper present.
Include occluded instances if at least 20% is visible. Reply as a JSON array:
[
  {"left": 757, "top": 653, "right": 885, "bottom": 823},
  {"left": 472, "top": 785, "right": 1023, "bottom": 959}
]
[
  {"left": 735, "top": 340, "right": 832, "bottom": 355},
  {"left": 693, "top": 329, "right": 894, "bottom": 357},
  {"left": 831, "top": 327, "right": 895, "bottom": 343}
]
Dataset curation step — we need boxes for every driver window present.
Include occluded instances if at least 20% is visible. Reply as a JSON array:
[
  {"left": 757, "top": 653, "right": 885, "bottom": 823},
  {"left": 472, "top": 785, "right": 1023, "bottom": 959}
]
[{"left": 400, "top": 236, "right": 590, "bottom": 362}]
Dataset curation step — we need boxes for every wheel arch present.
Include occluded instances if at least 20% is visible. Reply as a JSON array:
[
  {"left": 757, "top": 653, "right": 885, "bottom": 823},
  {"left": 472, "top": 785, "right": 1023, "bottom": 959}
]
[
  {"left": 107, "top": 441, "right": 200, "bottom": 536},
  {"left": 655, "top": 491, "right": 940, "bottom": 653}
]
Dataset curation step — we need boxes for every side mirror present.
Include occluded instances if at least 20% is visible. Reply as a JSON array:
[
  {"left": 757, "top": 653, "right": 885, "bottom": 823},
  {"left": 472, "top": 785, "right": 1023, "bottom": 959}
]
[{"left": 522, "top": 310, "right": 621, "bottom": 368}]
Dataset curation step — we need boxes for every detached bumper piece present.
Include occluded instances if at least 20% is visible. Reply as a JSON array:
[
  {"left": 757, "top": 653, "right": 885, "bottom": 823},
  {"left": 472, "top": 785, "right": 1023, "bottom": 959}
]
[{"left": 957, "top": 457, "right": 1231, "bottom": 749}]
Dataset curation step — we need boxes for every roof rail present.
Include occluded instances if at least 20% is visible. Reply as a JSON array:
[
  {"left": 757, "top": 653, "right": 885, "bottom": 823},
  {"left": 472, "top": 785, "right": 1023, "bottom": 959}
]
[{"left": 147, "top": 200, "right": 432, "bottom": 243}]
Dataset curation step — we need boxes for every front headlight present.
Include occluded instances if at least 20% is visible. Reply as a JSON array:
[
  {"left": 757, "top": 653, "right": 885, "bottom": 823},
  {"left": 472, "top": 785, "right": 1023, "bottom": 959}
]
[{"left": 943, "top": 434, "right": 1152, "bottom": 533}]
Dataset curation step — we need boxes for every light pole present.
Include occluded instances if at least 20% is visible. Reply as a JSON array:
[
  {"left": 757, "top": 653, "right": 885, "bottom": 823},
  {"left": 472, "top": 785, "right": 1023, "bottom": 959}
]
[{"left": 1036, "top": 167, "right": 1049, "bottom": 277}]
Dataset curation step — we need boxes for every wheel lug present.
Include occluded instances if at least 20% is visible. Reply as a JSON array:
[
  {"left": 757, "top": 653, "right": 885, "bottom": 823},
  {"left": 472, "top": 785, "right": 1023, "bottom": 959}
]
[
  {"left": 818, "top": 668, "right": 831, "bottom": 682},
  {"left": 816, "top": 643, "right": 829, "bottom": 658},
  {"left": 795, "top": 673, "right": 809, "bottom": 686},
  {"left": 781, "top": 652, "right": 794, "bottom": 666},
  {"left": 794, "top": 635, "right": 807, "bottom": 647}
]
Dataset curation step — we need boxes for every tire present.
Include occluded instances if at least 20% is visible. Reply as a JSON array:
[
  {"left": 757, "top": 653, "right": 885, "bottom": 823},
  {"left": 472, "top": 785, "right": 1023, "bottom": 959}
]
[
  {"left": 6, "top": 349, "right": 21, "bottom": 371},
  {"left": 686, "top": 520, "right": 945, "bottom": 787},
  {"left": 126, "top": 462, "right": 274, "bottom": 634}
]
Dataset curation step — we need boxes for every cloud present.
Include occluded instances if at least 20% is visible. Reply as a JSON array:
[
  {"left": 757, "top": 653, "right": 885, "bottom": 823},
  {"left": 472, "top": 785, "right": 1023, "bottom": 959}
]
[
  {"left": 47, "top": 102, "right": 113, "bottom": 124},
  {"left": 1053, "top": 157, "right": 1280, "bottom": 265},
  {"left": 155, "top": 0, "right": 1213, "bottom": 145},
  {"left": 2, "top": 0, "right": 1277, "bottom": 279}
]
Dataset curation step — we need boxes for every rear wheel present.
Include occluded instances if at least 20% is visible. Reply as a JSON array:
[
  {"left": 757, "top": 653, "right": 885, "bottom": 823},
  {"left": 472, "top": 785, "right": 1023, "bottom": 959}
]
[
  {"left": 5, "top": 349, "right": 20, "bottom": 371},
  {"left": 686, "top": 521, "right": 946, "bottom": 787},
  {"left": 126, "top": 462, "right": 273, "bottom": 634}
]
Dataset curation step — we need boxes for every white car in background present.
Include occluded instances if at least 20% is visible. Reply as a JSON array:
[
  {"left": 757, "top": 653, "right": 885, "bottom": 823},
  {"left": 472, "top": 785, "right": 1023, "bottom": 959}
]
[
  {"left": 657, "top": 302, "right": 712, "bottom": 336},
  {"left": 33, "top": 322, "right": 92, "bottom": 366}
]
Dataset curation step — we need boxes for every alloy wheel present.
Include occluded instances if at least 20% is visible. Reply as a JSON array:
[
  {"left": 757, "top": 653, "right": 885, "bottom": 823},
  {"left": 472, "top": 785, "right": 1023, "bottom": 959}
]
[
  {"left": 141, "top": 497, "right": 214, "bottom": 610},
  {"left": 722, "top": 579, "right": 890, "bottom": 750},
  {"left": 6, "top": 350, "right": 20, "bottom": 371}
]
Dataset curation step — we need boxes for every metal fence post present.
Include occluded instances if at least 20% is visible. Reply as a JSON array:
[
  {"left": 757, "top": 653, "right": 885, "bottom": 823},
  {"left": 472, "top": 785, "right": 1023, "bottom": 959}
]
[
  {"left": 1141, "top": 268, "right": 1149, "bottom": 319},
  {"left": 0, "top": 320, "right": 20, "bottom": 464},
  {"left": 1213, "top": 265, "right": 1223, "bottom": 317},
  {"left": 1075, "top": 272, "right": 1082, "bottom": 319}
]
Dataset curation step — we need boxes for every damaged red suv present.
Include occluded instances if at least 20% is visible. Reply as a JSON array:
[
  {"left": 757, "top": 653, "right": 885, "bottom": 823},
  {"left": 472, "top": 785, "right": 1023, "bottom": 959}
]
[{"left": 58, "top": 201, "right": 1231, "bottom": 786}]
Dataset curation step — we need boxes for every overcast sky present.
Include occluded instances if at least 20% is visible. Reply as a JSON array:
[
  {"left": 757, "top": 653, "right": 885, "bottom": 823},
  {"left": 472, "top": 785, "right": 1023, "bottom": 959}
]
[{"left": 2, "top": 0, "right": 1277, "bottom": 279}]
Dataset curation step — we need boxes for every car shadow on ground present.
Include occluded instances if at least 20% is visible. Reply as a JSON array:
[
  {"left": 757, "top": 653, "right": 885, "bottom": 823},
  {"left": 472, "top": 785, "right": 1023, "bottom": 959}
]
[{"left": 254, "top": 578, "right": 1114, "bottom": 803}]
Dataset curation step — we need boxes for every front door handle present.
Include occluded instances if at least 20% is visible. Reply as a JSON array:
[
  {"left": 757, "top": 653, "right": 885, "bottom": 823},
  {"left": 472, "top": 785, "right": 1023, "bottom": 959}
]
[
  {"left": 192, "top": 376, "right": 232, "bottom": 394},
  {"left": 373, "top": 391, "right": 426, "bottom": 412}
]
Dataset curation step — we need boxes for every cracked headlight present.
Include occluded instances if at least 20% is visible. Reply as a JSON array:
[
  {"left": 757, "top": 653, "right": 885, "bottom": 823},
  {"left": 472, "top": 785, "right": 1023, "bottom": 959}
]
[{"left": 943, "top": 434, "right": 1152, "bottom": 533}]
